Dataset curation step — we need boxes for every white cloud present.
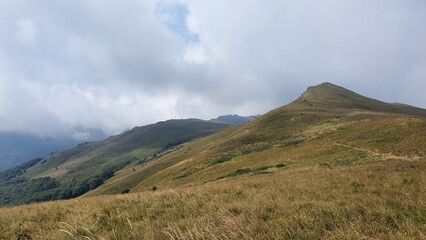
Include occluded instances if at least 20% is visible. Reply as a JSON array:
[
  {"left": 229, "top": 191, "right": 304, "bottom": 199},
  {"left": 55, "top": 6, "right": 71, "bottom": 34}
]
[
  {"left": 181, "top": 0, "right": 426, "bottom": 105},
  {"left": 0, "top": 0, "right": 425, "bottom": 139},
  {"left": 183, "top": 45, "right": 207, "bottom": 64},
  {"left": 67, "top": 35, "right": 113, "bottom": 70},
  {"left": 15, "top": 18, "right": 37, "bottom": 46}
]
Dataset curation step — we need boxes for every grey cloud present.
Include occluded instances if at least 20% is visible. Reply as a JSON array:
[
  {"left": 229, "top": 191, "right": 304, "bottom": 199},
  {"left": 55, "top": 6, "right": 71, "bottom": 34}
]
[
  {"left": 0, "top": 0, "right": 425, "bottom": 139},
  {"left": 184, "top": 0, "right": 426, "bottom": 106}
]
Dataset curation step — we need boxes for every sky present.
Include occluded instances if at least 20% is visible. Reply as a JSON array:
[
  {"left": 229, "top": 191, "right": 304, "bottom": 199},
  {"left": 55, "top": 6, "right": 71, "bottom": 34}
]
[{"left": 0, "top": 0, "right": 425, "bottom": 139}]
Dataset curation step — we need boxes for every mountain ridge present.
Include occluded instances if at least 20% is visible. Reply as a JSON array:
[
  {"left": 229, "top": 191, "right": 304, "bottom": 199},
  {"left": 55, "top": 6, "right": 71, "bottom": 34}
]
[
  {"left": 1, "top": 82, "right": 424, "bottom": 206},
  {"left": 293, "top": 82, "right": 426, "bottom": 116},
  {"left": 0, "top": 119, "right": 228, "bottom": 206},
  {"left": 86, "top": 82, "right": 425, "bottom": 196},
  {"left": 210, "top": 114, "right": 259, "bottom": 125}
]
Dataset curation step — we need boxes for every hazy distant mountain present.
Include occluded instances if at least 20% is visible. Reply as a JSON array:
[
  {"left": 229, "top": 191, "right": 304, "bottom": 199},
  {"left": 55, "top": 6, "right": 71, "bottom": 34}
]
[
  {"left": 0, "top": 119, "right": 228, "bottom": 206},
  {"left": 210, "top": 114, "right": 258, "bottom": 125},
  {"left": 0, "top": 130, "right": 107, "bottom": 170}
]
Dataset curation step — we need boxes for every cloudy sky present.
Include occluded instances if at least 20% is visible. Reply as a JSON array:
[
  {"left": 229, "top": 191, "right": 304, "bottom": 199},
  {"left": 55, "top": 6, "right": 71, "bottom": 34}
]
[{"left": 0, "top": 0, "right": 425, "bottom": 139}]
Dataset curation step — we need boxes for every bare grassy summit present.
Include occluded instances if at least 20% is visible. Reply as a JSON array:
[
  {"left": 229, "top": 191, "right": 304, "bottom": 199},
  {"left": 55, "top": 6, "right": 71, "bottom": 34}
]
[
  {"left": 0, "top": 83, "right": 425, "bottom": 239},
  {"left": 294, "top": 82, "right": 426, "bottom": 116}
]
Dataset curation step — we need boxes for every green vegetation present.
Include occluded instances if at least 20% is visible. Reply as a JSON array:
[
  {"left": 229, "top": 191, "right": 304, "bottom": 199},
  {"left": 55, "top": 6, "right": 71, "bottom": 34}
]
[
  {"left": 0, "top": 119, "right": 228, "bottom": 206},
  {"left": 275, "top": 163, "right": 285, "bottom": 168},
  {"left": 222, "top": 167, "right": 271, "bottom": 178},
  {"left": 213, "top": 143, "right": 272, "bottom": 164},
  {"left": 0, "top": 158, "right": 60, "bottom": 206},
  {"left": 0, "top": 176, "right": 59, "bottom": 206},
  {"left": 0, "top": 160, "right": 121, "bottom": 206}
]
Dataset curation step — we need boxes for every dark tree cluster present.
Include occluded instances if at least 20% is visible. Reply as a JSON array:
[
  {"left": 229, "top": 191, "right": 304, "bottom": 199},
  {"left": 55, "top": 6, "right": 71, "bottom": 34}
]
[{"left": 0, "top": 161, "right": 120, "bottom": 207}]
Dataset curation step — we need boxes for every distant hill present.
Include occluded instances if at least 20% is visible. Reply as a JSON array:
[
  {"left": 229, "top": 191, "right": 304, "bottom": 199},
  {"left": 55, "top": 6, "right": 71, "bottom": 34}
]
[
  {"left": 210, "top": 114, "right": 258, "bottom": 125},
  {"left": 0, "top": 119, "right": 228, "bottom": 206}
]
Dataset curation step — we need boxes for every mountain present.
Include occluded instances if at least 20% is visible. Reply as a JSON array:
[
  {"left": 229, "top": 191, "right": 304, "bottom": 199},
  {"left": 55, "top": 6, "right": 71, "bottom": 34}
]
[
  {"left": 0, "top": 128, "right": 108, "bottom": 171},
  {"left": 0, "top": 119, "right": 228, "bottom": 206},
  {"left": 0, "top": 133, "right": 83, "bottom": 170},
  {"left": 210, "top": 114, "right": 258, "bottom": 125},
  {"left": 84, "top": 82, "right": 425, "bottom": 196},
  {"left": 1, "top": 83, "right": 425, "bottom": 239},
  {"left": 295, "top": 82, "right": 426, "bottom": 116}
]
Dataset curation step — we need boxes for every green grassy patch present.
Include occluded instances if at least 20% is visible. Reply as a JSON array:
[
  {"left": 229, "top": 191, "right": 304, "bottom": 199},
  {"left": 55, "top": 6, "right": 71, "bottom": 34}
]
[
  {"left": 319, "top": 156, "right": 371, "bottom": 168},
  {"left": 213, "top": 143, "right": 272, "bottom": 164}
]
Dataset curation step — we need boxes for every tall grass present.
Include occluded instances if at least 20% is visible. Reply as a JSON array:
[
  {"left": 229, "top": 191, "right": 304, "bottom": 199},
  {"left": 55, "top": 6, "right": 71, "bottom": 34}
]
[{"left": 1, "top": 158, "right": 425, "bottom": 239}]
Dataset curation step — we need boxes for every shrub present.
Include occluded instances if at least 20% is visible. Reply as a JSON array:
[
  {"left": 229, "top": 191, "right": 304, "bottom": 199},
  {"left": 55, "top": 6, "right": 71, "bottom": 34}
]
[
  {"left": 275, "top": 163, "right": 286, "bottom": 168},
  {"left": 229, "top": 168, "right": 252, "bottom": 177},
  {"left": 256, "top": 166, "right": 270, "bottom": 171}
]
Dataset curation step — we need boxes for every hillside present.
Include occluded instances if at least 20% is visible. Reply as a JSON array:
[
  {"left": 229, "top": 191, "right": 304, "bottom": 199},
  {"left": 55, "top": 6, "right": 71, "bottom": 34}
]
[
  {"left": 0, "top": 82, "right": 425, "bottom": 239},
  {"left": 0, "top": 119, "right": 228, "bottom": 206},
  {"left": 86, "top": 82, "right": 426, "bottom": 196},
  {"left": 24, "top": 119, "right": 228, "bottom": 181},
  {"left": 295, "top": 82, "right": 426, "bottom": 116}
]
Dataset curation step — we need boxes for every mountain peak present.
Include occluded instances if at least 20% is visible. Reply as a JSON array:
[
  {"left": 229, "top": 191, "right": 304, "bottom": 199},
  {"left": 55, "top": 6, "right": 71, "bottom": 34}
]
[
  {"left": 294, "top": 82, "right": 426, "bottom": 116},
  {"left": 310, "top": 82, "right": 339, "bottom": 89},
  {"left": 299, "top": 82, "right": 355, "bottom": 100}
]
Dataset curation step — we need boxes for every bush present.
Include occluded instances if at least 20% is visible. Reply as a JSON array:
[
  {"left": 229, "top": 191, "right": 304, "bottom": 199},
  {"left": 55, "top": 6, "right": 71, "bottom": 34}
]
[
  {"left": 229, "top": 168, "right": 252, "bottom": 177},
  {"left": 256, "top": 166, "right": 270, "bottom": 171},
  {"left": 214, "top": 153, "right": 236, "bottom": 164},
  {"left": 275, "top": 163, "right": 286, "bottom": 168}
]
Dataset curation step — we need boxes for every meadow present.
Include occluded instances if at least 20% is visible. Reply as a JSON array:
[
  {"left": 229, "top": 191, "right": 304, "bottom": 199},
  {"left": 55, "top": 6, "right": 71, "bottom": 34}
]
[{"left": 1, "top": 157, "right": 425, "bottom": 239}]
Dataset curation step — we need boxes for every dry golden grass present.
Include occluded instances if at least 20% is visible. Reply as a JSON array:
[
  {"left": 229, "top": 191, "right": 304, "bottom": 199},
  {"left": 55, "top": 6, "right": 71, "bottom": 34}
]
[
  {"left": 121, "top": 113, "right": 425, "bottom": 192},
  {"left": 1, "top": 158, "right": 425, "bottom": 240}
]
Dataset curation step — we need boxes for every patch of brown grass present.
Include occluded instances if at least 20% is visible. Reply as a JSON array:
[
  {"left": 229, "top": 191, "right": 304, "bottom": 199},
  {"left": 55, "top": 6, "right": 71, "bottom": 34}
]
[{"left": 1, "top": 159, "right": 425, "bottom": 239}]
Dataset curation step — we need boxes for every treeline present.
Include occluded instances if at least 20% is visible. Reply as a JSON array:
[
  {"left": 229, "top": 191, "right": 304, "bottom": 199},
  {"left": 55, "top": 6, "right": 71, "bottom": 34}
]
[
  {"left": 0, "top": 158, "right": 59, "bottom": 206},
  {"left": 0, "top": 177, "right": 60, "bottom": 206},
  {"left": 0, "top": 158, "right": 42, "bottom": 182},
  {"left": 0, "top": 159, "right": 130, "bottom": 207},
  {"left": 55, "top": 170, "right": 115, "bottom": 199}
]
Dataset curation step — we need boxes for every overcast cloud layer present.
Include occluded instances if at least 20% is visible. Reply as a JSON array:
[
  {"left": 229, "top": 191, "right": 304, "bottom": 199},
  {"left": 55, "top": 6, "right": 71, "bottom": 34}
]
[{"left": 0, "top": 0, "right": 425, "bottom": 139}]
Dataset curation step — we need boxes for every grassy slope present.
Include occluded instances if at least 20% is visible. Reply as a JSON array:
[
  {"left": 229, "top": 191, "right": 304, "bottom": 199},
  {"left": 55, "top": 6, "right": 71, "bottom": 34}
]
[
  {"left": 87, "top": 83, "right": 426, "bottom": 195},
  {"left": 1, "top": 158, "right": 425, "bottom": 239},
  {"left": 0, "top": 119, "right": 228, "bottom": 207},
  {"left": 129, "top": 112, "right": 425, "bottom": 191},
  {"left": 295, "top": 82, "right": 426, "bottom": 116},
  {"left": 1, "top": 83, "right": 425, "bottom": 239},
  {"left": 23, "top": 119, "right": 228, "bottom": 184}
]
